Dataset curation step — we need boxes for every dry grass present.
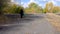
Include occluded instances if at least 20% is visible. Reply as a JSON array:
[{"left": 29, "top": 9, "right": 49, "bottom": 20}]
[{"left": 46, "top": 13, "right": 60, "bottom": 31}]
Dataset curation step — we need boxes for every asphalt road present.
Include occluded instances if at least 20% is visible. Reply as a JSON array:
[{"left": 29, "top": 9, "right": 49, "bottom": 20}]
[{"left": 0, "top": 14, "right": 56, "bottom": 34}]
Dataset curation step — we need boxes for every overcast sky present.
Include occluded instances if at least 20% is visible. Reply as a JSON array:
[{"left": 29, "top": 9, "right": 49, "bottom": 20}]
[{"left": 11, "top": 0, "right": 60, "bottom": 8}]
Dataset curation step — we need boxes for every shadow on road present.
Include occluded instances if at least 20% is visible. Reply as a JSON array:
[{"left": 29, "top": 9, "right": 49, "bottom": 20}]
[
  {"left": 1, "top": 14, "right": 44, "bottom": 24},
  {"left": 0, "top": 14, "right": 45, "bottom": 31}
]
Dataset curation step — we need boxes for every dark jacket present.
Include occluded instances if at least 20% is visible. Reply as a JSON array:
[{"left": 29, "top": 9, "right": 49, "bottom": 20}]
[{"left": 20, "top": 9, "right": 24, "bottom": 18}]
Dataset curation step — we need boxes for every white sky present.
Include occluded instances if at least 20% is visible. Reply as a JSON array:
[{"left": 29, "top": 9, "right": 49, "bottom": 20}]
[
  {"left": 11, "top": 0, "right": 14, "bottom": 2},
  {"left": 11, "top": 0, "right": 60, "bottom": 8}
]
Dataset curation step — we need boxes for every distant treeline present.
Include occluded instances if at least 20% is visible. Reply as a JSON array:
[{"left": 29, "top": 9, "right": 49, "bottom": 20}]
[{"left": 0, "top": 0, "right": 60, "bottom": 15}]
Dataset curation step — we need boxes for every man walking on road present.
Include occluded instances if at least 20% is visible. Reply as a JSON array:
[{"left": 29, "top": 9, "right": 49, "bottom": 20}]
[{"left": 20, "top": 9, "right": 24, "bottom": 18}]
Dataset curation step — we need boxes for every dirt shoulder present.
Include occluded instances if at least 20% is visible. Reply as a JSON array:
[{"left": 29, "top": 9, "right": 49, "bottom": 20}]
[{"left": 45, "top": 13, "right": 60, "bottom": 32}]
